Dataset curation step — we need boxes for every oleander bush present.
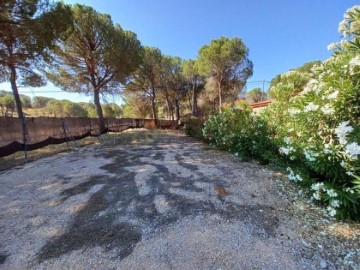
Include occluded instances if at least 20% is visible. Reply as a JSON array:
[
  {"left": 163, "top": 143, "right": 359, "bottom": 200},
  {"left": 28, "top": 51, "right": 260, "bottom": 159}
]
[
  {"left": 184, "top": 118, "right": 206, "bottom": 141},
  {"left": 202, "top": 5, "right": 360, "bottom": 220},
  {"left": 203, "top": 105, "right": 276, "bottom": 163}
]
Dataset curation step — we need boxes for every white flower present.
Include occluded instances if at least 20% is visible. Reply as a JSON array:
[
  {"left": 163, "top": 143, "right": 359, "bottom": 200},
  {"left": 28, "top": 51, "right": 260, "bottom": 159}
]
[
  {"left": 311, "top": 65, "right": 322, "bottom": 73},
  {"left": 349, "top": 55, "right": 360, "bottom": 67},
  {"left": 340, "top": 160, "right": 346, "bottom": 167},
  {"left": 349, "top": 55, "right": 360, "bottom": 74},
  {"left": 344, "top": 187, "right": 355, "bottom": 194},
  {"left": 346, "top": 171, "right": 354, "bottom": 176},
  {"left": 288, "top": 108, "right": 300, "bottom": 115},
  {"left": 350, "top": 20, "right": 360, "bottom": 35},
  {"left": 279, "top": 146, "right": 294, "bottom": 155},
  {"left": 345, "top": 6, "right": 360, "bottom": 16},
  {"left": 324, "top": 143, "right": 330, "bottom": 148},
  {"left": 296, "top": 174, "right": 303, "bottom": 181},
  {"left": 284, "top": 137, "right": 291, "bottom": 144},
  {"left": 312, "top": 192, "right": 321, "bottom": 201},
  {"left": 318, "top": 82, "right": 326, "bottom": 92},
  {"left": 327, "top": 42, "right": 337, "bottom": 51},
  {"left": 340, "top": 39, "right": 349, "bottom": 49},
  {"left": 327, "top": 206, "right": 337, "bottom": 217},
  {"left": 326, "top": 189, "right": 338, "bottom": 198},
  {"left": 321, "top": 104, "right": 335, "bottom": 115},
  {"left": 287, "top": 171, "right": 302, "bottom": 182},
  {"left": 283, "top": 70, "right": 298, "bottom": 77},
  {"left": 345, "top": 142, "right": 360, "bottom": 158},
  {"left": 334, "top": 121, "right": 353, "bottom": 145},
  {"left": 287, "top": 173, "right": 295, "bottom": 181},
  {"left": 304, "top": 102, "right": 319, "bottom": 112},
  {"left": 327, "top": 90, "right": 339, "bottom": 99},
  {"left": 338, "top": 20, "right": 348, "bottom": 34},
  {"left": 311, "top": 182, "right": 324, "bottom": 191},
  {"left": 301, "top": 79, "right": 318, "bottom": 95},
  {"left": 304, "top": 149, "right": 317, "bottom": 162},
  {"left": 330, "top": 200, "right": 341, "bottom": 208}
]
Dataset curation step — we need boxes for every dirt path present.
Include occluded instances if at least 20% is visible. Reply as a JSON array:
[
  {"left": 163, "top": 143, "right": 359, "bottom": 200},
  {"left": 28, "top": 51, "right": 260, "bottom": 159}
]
[{"left": 0, "top": 131, "right": 359, "bottom": 269}]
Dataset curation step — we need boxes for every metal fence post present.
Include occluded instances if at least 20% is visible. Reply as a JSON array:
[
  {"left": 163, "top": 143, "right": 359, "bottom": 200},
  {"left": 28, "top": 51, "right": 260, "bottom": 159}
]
[
  {"left": 21, "top": 116, "right": 28, "bottom": 162},
  {"left": 63, "top": 119, "right": 79, "bottom": 150},
  {"left": 61, "top": 118, "right": 69, "bottom": 150}
]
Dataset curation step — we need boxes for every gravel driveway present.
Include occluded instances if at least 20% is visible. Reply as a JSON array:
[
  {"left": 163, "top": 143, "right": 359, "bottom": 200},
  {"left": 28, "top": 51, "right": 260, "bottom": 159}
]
[{"left": 0, "top": 131, "right": 359, "bottom": 269}]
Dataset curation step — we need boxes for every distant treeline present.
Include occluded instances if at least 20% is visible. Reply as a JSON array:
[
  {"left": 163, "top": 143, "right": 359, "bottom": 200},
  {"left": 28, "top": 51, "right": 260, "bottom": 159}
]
[{"left": 0, "top": 91, "right": 122, "bottom": 118}]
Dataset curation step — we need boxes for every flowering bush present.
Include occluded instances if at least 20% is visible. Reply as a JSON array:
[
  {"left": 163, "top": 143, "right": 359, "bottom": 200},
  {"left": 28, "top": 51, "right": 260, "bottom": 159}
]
[
  {"left": 201, "top": 5, "right": 360, "bottom": 220},
  {"left": 203, "top": 106, "right": 276, "bottom": 163},
  {"left": 263, "top": 5, "right": 360, "bottom": 220}
]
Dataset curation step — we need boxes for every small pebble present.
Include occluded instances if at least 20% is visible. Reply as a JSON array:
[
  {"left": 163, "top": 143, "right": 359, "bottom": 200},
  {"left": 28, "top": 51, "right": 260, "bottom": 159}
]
[{"left": 320, "top": 259, "right": 327, "bottom": 268}]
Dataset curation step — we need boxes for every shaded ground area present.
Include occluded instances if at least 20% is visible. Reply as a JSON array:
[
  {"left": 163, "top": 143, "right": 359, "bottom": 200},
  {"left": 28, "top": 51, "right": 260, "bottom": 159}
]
[{"left": 0, "top": 130, "right": 359, "bottom": 269}]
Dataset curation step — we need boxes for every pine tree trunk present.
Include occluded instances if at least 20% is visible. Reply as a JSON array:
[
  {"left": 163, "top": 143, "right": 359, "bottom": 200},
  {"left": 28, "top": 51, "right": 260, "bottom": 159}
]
[
  {"left": 218, "top": 80, "right": 222, "bottom": 112},
  {"left": 175, "top": 97, "right": 180, "bottom": 122},
  {"left": 191, "top": 84, "right": 198, "bottom": 116},
  {"left": 94, "top": 90, "right": 105, "bottom": 133},
  {"left": 188, "top": 93, "right": 192, "bottom": 112},
  {"left": 9, "top": 64, "right": 23, "bottom": 118},
  {"left": 151, "top": 88, "right": 157, "bottom": 125},
  {"left": 165, "top": 96, "right": 171, "bottom": 120}
]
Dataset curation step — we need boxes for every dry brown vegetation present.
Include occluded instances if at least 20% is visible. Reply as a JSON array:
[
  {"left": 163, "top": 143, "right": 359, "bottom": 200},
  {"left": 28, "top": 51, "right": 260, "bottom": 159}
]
[{"left": 0, "top": 129, "right": 164, "bottom": 172}]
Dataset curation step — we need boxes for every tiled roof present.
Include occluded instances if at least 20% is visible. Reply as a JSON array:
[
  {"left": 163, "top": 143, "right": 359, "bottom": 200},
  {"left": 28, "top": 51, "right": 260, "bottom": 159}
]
[{"left": 251, "top": 100, "right": 272, "bottom": 109}]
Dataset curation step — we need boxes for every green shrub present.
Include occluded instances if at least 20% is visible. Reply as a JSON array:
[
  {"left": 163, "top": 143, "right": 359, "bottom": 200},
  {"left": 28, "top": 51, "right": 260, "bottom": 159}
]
[
  {"left": 262, "top": 6, "right": 360, "bottom": 220},
  {"left": 203, "top": 107, "right": 276, "bottom": 163},
  {"left": 184, "top": 118, "right": 206, "bottom": 141},
  {"left": 201, "top": 5, "right": 360, "bottom": 220}
]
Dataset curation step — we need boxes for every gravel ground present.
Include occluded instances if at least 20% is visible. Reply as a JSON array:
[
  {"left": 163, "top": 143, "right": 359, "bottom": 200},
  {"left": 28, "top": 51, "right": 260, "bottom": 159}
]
[{"left": 0, "top": 131, "right": 359, "bottom": 269}]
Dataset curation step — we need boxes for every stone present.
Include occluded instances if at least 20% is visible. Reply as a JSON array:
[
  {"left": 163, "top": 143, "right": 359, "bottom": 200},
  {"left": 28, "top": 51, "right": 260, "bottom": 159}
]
[{"left": 320, "top": 259, "right": 328, "bottom": 269}]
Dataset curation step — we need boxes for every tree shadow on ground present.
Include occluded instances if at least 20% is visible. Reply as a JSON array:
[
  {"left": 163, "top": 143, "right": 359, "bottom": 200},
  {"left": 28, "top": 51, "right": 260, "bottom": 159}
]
[{"left": 37, "top": 136, "right": 279, "bottom": 262}]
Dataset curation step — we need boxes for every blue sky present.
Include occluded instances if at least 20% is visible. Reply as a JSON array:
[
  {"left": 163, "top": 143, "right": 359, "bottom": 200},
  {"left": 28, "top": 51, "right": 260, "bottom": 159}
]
[{"left": 1, "top": 0, "right": 359, "bottom": 104}]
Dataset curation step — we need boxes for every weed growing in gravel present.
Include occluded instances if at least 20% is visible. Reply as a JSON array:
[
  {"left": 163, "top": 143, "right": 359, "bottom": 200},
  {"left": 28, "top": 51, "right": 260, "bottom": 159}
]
[{"left": 0, "top": 137, "right": 95, "bottom": 171}]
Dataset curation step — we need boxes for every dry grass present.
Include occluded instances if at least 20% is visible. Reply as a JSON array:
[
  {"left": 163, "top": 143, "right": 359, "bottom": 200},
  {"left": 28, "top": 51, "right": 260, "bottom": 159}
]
[
  {"left": 7, "top": 108, "right": 52, "bottom": 118},
  {"left": 0, "top": 136, "right": 98, "bottom": 172},
  {"left": 24, "top": 108, "right": 52, "bottom": 117},
  {"left": 101, "top": 129, "right": 166, "bottom": 146},
  {"left": 0, "top": 129, "right": 167, "bottom": 172}
]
